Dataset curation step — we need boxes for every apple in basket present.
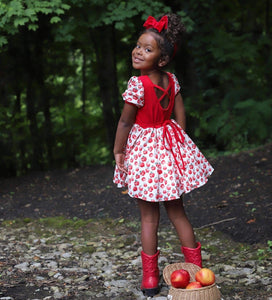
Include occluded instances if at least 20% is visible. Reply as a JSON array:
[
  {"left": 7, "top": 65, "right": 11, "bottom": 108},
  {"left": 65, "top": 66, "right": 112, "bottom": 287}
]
[
  {"left": 186, "top": 281, "right": 203, "bottom": 289},
  {"left": 170, "top": 269, "right": 190, "bottom": 288},
  {"left": 195, "top": 268, "right": 215, "bottom": 286}
]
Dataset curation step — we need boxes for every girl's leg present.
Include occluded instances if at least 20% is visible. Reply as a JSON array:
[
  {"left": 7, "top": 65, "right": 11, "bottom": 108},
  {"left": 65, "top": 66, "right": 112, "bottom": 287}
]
[
  {"left": 137, "top": 199, "right": 160, "bottom": 255},
  {"left": 164, "top": 198, "right": 202, "bottom": 267},
  {"left": 138, "top": 199, "right": 160, "bottom": 296},
  {"left": 163, "top": 198, "right": 196, "bottom": 248}
]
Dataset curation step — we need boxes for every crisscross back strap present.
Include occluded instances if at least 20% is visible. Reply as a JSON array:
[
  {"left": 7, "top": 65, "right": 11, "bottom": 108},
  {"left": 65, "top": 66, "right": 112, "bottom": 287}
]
[{"left": 153, "top": 84, "right": 171, "bottom": 108}]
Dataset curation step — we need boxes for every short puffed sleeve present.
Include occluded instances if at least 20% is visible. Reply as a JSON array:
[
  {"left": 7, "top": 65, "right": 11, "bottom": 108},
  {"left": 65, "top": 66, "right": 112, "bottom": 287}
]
[
  {"left": 122, "top": 76, "right": 144, "bottom": 108},
  {"left": 169, "top": 73, "right": 181, "bottom": 95}
]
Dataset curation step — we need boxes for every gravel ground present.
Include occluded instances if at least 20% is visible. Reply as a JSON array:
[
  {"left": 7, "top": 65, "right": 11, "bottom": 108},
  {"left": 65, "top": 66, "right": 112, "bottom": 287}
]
[
  {"left": 0, "top": 143, "right": 271, "bottom": 299},
  {"left": 0, "top": 218, "right": 272, "bottom": 300},
  {"left": 0, "top": 143, "right": 271, "bottom": 245}
]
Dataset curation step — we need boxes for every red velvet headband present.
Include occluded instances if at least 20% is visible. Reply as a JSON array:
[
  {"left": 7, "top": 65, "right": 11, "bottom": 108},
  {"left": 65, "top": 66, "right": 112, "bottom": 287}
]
[{"left": 143, "top": 16, "right": 168, "bottom": 32}]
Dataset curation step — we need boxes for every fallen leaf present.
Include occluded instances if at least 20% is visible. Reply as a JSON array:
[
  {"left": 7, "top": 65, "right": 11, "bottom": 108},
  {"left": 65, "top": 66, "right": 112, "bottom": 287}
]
[
  {"left": 247, "top": 218, "right": 256, "bottom": 224},
  {"left": 121, "top": 189, "right": 128, "bottom": 194}
]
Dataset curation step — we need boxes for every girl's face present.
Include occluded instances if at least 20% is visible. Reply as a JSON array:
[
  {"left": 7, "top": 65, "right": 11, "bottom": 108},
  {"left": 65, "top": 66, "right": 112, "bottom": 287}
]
[{"left": 132, "top": 32, "right": 163, "bottom": 75}]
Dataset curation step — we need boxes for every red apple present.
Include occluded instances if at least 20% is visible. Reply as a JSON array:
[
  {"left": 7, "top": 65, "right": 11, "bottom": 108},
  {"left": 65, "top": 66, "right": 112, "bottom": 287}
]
[
  {"left": 170, "top": 269, "right": 190, "bottom": 288},
  {"left": 186, "top": 281, "right": 203, "bottom": 289},
  {"left": 195, "top": 268, "right": 215, "bottom": 286}
]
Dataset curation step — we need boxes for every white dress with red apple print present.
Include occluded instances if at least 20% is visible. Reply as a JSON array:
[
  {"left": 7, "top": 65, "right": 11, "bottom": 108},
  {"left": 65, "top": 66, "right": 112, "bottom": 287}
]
[{"left": 113, "top": 72, "right": 214, "bottom": 202}]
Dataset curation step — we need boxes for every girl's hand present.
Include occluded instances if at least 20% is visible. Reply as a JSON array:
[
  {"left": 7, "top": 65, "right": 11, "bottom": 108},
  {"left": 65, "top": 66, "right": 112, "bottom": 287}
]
[{"left": 115, "top": 153, "right": 128, "bottom": 174}]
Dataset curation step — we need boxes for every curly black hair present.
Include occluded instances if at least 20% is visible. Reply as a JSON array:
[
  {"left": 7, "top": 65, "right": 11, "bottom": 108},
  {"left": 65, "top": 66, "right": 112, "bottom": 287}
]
[{"left": 142, "top": 13, "right": 186, "bottom": 61}]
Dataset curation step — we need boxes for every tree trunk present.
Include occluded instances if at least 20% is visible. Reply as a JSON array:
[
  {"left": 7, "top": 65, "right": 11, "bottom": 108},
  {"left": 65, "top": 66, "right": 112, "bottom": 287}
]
[
  {"left": 24, "top": 32, "right": 44, "bottom": 170},
  {"left": 266, "top": 0, "right": 270, "bottom": 35},
  {"left": 81, "top": 48, "right": 87, "bottom": 115},
  {"left": 14, "top": 90, "right": 28, "bottom": 173},
  {"left": 81, "top": 48, "right": 88, "bottom": 145},
  {"left": 91, "top": 25, "right": 120, "bottom": 152},
  {"left": 34, "top": 25, "right": 54, "bottom": 167}
]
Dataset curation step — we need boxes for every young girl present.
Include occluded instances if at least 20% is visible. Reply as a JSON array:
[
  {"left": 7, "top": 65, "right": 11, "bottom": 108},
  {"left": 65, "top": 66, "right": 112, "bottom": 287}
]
[{"left": 113, "top": 13, "right": 214, "bottom": 297}]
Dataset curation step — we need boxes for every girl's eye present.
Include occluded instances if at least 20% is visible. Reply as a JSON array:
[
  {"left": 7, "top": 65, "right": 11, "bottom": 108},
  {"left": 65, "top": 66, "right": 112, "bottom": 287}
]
[
  {"left": 136, "top": 45, "right": 140, "bottom": 49},
  {"left": 145, "top": 48, "right": 151, "bottom": 52}
]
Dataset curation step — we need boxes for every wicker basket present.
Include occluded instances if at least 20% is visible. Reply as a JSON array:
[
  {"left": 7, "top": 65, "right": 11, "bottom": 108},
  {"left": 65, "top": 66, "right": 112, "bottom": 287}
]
[{"left": 163, "top": 263, "right": 221, "bottom": 300}]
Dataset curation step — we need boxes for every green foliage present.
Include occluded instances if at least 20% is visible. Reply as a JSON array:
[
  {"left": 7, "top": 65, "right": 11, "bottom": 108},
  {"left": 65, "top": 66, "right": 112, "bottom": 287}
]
[
  {"left": 76, "top": 140, "right": 111, "bottom": 166},
  {"left": 177, "top": 10, "right": 194, "bottom": 33},
  {"left": 182, "top": 0, "right": 272, "bottom": 151},
  {"left": 67, "top": 0, "right": 170, "bottom": 30},
  {"left": 257, "top": 240, "right": 272, "bottom": 261},
  {"left": 2, "top": 216, "right": 93, "bottom": 229},
  {"left": 197, "top": 98, "right": 272, "bottom": 151},
  {"left": 50, "top": 100, "right": 110, "bottom": 168},
  {"left": 0, "top": 0, "right": 271, "bottom": 176},
  {"left": 0, "top": 0, "right": 70, "bottom": 46},
  {"left": 39, "top": 216, "right": 92, "bottom": 229}
]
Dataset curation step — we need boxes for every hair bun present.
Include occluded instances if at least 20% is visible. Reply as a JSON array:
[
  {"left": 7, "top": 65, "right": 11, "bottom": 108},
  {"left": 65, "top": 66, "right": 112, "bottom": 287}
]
[{"left": 162, "top": 13, "right": 186, "bottom": 47}]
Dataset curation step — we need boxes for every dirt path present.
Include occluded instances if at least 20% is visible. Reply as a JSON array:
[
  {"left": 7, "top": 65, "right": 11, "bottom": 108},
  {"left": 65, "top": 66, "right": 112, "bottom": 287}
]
[{"left": 0, "top": 143, "right": 271, "bottom": 244}]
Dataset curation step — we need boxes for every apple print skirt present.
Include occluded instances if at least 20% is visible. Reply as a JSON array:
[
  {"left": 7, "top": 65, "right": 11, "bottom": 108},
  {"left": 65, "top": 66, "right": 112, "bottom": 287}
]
[{"left": 113, "top": 120, "right": 214, "bottom": 202}]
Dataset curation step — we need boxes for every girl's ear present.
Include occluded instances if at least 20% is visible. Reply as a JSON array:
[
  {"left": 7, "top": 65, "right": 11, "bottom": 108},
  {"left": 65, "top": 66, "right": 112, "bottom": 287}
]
[{"left": 158, "top": 55, "right": 169, "bottom": 68}]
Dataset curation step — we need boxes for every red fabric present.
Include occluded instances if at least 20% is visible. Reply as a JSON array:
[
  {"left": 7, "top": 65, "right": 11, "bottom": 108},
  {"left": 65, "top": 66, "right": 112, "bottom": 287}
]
[
  {"left": 135, "top": 74, "right": 185, "bottom": 175},
  {"left": 135, "top": 73, "right": 175, "bottom": 128},
  {"left": 113, "top": 72, "right": 214, "bottom": 202},
  {"left": 143, "top": 16, "right": 168, "bottom": 32},
  {"left": 163, "top": 120, "right": 185, "bottom": 175}
]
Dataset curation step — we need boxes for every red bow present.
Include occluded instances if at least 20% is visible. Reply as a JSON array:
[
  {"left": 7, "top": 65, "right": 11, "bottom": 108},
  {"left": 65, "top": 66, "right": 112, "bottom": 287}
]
[{"left": 143, "top": 16, "right": 168, "bottom": 32}]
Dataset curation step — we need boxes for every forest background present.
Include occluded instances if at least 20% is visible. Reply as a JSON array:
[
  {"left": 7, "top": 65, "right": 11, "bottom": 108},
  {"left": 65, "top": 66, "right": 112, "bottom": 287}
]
[{"left": 0, "top": 0, "right": 271, "bottom": 177}]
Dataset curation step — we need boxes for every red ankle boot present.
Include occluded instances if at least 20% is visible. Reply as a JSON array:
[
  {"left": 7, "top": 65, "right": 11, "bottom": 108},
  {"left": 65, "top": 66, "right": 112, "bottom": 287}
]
[
  {"left": 181, "top": 242, "right": 202, "bottom": 268},
  {"left": 140, "top": 250, "right": 160, "bottom": 296}
]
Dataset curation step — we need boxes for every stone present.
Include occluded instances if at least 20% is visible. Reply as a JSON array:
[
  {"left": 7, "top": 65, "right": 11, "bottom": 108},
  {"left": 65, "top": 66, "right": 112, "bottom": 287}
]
[
  {"left": 61, "top": 252, "right": 72, "bottom": 258},
  {"left": 47, "top": 260, "right": 58, "bottom": 269},
  {"left": 53, "top": 292, "right": 65, "bottom": 299},
  {"left": 35, "top": 275, "right": 45, "bottom": 281},
  {"left": 30, "top": 262, "right": 41, "bottom": 270},
  {"left": 0, "top": 220, "right": 271, "bottom": 300},
  {"left": 53, "top": 272, "right": 63, "bottom": 279},
  {"left": 14, "top": 262, "right": 29, "bottom": 272}
]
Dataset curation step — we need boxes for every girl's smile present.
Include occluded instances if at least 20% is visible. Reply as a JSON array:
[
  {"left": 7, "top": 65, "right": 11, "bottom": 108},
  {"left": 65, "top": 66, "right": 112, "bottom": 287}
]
[
  {"left": 132, "top": 33, "right": 162, "bottom": 75},
  {"left": 114, "top": 14, "right": 214, "bottom": 298}
]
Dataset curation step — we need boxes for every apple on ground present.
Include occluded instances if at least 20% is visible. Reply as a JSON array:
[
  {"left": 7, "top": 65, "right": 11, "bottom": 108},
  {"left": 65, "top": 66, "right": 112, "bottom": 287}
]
[
  {"left": 170, "top": 269, "right": 190, "bottom": 288},
  {"left": 195, "top": 268, "right": 215, "bottom": 286},
  {"left": 186, "top": 281, "right": 203, "bottom": 289}
]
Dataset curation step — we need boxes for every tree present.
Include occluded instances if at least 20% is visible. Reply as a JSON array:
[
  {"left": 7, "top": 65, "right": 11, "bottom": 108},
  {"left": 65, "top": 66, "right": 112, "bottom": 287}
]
[
  {"left": 0, "top": 0, "right": 271, "bottom": 176},
  {"left": 173, "top": 0, "right": 272, "bottom": 151},
  {"left": 0, "top": 0, "right": 172, "bottom": 175},
  {"left": 0, "top": 0, "right": 70, "bottom": 174}
]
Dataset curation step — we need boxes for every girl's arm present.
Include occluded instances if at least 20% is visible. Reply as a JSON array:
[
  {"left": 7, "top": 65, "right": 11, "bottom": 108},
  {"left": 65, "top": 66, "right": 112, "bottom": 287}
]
[
  {"left": 113, "top": 102, "right": 138, "bottom": 173},
  {"left": 173, "top": 92, "right": 186, "bottom": 131}
]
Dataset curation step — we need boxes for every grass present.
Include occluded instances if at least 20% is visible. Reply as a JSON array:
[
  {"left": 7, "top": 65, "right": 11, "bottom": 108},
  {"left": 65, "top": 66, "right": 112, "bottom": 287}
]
[{"left": 1, "top": 216, "right": 271, "bottom": 260}]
